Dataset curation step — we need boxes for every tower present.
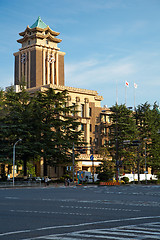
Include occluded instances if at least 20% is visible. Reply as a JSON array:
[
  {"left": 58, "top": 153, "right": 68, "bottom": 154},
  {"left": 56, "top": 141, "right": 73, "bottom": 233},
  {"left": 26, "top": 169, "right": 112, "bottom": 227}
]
[{"left": 14, "top": 17, "right": 65, "bottom": 89}]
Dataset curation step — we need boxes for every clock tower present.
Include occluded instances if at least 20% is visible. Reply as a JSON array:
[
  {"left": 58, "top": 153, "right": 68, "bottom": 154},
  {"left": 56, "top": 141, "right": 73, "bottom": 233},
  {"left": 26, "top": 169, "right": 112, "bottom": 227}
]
[{"left": 14, "top": 17, "right": 65, "bottom": 89}]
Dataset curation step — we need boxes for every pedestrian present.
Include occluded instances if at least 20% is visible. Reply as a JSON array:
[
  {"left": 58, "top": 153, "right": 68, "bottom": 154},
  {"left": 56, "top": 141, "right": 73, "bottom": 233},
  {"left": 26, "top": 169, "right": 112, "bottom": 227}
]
[
  {"left": 67, "top": 178, "right": 70, "bottom": 186},
  {"left": 64, "top": 178, "right": 67, "bottom": 186},
  {"left": 45, "top": 177, "right": 48, "bottom": 187}
]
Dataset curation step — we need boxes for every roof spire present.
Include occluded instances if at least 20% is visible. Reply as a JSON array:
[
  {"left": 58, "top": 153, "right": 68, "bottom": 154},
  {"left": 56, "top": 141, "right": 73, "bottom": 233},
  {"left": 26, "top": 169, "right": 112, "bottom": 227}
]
[{"left": 30, "top": 16, "right": 48, "bottom": 29}]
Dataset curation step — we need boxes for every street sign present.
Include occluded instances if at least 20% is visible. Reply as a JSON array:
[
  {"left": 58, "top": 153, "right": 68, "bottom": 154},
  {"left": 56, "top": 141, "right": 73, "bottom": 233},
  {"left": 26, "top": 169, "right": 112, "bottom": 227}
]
[{"left": 90, "top": 155, "right": 94, "bottom": 161}]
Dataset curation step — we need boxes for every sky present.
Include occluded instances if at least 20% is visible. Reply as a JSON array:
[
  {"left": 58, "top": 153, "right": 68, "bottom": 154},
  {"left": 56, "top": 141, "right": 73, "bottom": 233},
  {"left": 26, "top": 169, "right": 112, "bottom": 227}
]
[{"left": 0, "top": 0, "right": 160, "bottom": 108}]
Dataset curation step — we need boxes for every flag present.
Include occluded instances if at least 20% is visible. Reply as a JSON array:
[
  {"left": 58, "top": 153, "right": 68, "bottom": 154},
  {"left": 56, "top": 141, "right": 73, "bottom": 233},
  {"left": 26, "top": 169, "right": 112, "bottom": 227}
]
[
  {"left": 125, "top": 81, "right": 129, "bottom": 87},
  {"left": 134, "top": 83, "right": 138, "bottom": 88}
]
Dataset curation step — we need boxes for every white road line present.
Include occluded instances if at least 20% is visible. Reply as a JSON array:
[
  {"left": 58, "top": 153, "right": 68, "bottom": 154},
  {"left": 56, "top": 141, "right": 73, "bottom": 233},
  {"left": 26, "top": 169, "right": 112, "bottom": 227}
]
[
  {"left": 122, "top": 226, "right": 160, "bottom": 232},
  {"left": 109, "top": 228, "right": 160, "bottom": 235},
  {"left": 5, "top": 197, "right": 19, "bottom": 199},
  {"left": 35, "top": 223, "right": 160, "bottom": 240},
  {"left": 38, "top": 235, "right": 129, "bottom": 240},
  {"left": 0, "top": 230, "right": 31, "bottom": 236},
  {"left": 1, "top": 215, "right": 160, "bottom": 238},
  {"left": 10, "top": 210, "right": 91, "bottom": 216},
  {"left": 60, "top": 205, "right": 140, "bottom": 212}
]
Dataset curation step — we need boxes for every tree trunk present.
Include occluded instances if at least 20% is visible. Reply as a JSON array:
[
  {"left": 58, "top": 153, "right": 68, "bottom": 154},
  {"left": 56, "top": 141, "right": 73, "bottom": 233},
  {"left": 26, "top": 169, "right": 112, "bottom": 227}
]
[
  {"left": 43, "top": 156, "right": 47, "bottom": 176},
  {"left": 23, "top": 155, "right": 27, "bottom": 178}
]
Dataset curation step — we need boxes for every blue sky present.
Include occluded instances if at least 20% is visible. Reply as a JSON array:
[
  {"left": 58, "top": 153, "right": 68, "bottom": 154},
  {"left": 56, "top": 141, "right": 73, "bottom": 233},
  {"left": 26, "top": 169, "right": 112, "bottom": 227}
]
[{"left": 0, "top": 0, "right": 160, "bottom": 108}]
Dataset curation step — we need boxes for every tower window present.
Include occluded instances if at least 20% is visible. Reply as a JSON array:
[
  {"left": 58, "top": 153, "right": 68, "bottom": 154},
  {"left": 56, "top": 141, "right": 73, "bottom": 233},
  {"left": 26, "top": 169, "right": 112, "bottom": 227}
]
[
  {"left": 46, "top": 40, "right": 49, "bottom": 44},
  {"left": 81, "top": 124, "right": 84, "bottom": 131},
  {"left": 28, "top": 40, "right": 30, "bottom": 45},
  {"left": 81, "top": 104, "right": 84, "bottom": 118}
]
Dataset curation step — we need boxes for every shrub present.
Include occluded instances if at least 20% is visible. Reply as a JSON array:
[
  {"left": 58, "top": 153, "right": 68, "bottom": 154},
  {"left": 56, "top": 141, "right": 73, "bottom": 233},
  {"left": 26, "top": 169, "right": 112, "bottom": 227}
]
[{"left": 121, "top": 177, "right": 129, "bottom": 183}]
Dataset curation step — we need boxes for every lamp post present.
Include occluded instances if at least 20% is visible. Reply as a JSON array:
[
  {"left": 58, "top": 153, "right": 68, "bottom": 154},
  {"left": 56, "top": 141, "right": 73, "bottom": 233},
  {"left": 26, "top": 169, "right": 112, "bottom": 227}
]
[
  {"left": 144, "top": 138, "right": 147, "bottom": 184},
  {"left": 72, "top": 143, "right": 75, "bottom": 184},
  {"left": 13, "top": 139, "right": 22, "bottom": 186}
]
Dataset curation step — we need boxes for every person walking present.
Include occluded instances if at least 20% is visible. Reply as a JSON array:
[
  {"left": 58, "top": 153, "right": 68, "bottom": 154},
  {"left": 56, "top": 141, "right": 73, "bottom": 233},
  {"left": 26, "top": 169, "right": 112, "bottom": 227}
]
[{"left": 45, "top": 177, "right": 49, "bottom": 187}]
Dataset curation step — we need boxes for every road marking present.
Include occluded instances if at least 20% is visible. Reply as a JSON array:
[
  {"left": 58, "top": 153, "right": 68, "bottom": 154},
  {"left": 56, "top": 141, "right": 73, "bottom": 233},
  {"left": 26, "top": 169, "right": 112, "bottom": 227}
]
[
  {"left": 42, "top": 198, "right": 160, "bottom": 207},
  {"left": 60, "top": 205, "right": 140, "bottom": 212},
  {"left": 10, "top": 209, "right": 91, "bottom": 216},
  {"left": 28, "top": 222, "right": 160, "bottom": 239},
  {"left": 1, "top": 215, "right": 160, "bottom": 238},
  {"left": 5, "top": 197, "right": 19, "bottom": 199}
]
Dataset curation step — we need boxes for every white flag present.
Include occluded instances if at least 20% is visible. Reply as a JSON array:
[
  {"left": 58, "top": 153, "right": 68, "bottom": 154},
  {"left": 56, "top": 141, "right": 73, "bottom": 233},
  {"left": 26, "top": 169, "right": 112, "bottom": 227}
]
[{"left": 134, "top": 83, "right": 138, "bottom": 88}]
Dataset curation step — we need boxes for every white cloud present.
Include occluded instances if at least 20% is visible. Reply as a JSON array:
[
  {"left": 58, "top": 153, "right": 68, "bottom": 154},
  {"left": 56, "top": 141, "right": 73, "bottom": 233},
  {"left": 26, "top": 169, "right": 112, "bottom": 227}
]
[{"left": 65, "top": 56, "right": 135, "bottom": 89}]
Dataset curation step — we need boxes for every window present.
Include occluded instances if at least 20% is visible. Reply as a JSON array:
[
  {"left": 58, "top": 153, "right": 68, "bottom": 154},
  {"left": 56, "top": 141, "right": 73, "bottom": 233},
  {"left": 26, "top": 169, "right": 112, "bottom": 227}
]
[
  {"left": 81, "top": 104, "right": 84, "bottom": 118},
  {"left": 28, "top": 40, "right": 30, "bottom": 45},
  {"left": 72, "top": 103, "right": 75, "bottom": 116},
  {"left": 81, "top": 124, "right": 84, "bottom": 131},
  {"left": 89, "top": 107, "right": 92, "bottom": 117},
  {"left": 46, "top": 39, "right": 49, "bottom": 44},
  {"left": 90, "top": 124, "right": 92, "bottom": 132},
  {"left": 104, "top": 127, "right": 107, "bottom": 134},
  {"left": 95, "top": 125, "right": 98, "bottom": 132},
  {"left": 104, "top": 140, "right": 107, "bottom": 146}
]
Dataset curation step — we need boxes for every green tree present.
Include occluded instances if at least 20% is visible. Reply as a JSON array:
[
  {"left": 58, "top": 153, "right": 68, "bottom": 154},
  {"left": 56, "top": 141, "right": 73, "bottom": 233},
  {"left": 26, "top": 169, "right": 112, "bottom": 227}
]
[
  {"left": 29, "top": 88, "right": 82, "bottom": 176},
  {"left": 135, "top": 102, "right": 160, "bottom": 175},
  {"left": 108, "top": 104, "right": 137, "bottom": 174},
  {"left": 0, "top": 87, "right": 82, "bottom": 178},
  {"left": 0, "top": 86, "right": 40, "bottom": 177},
  {"left": 148, "top": 103, "right": 160, "bottom": 173}
]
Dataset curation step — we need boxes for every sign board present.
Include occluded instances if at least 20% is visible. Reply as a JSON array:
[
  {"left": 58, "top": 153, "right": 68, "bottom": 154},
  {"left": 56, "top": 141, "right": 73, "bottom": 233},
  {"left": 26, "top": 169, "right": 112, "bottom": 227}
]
[{"left": 90, "top": 155, "right": 94, "bottom": 161}]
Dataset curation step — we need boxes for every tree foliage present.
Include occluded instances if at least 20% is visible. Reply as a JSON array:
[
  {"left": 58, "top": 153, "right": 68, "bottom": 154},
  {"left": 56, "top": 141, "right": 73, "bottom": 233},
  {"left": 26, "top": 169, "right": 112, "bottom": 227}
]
[
  {"left": 106, "top": 102, "right": 160, "bottom": 176},
  {"left": 0, "top": 87, "right": 82, "bottom": 177}
]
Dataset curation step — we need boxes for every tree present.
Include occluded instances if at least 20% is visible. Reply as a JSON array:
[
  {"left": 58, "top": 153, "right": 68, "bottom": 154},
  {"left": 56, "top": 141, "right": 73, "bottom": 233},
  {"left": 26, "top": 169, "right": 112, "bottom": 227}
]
[
  {"left": 135, "top": 102, "right": 160, "bottom": 175},
  {"left": 96, "top": 160, "right": 114, "bottom": 182},
  {"left": 0, "top": 87, "right": 82, "bottom": 178},
  {"left": 29, "top": 88, "right": 82, "bottom": 176},
  {"left": 0, "top": 86, "right": 39, "bottom": 177},
  {"left": 148, "top": 103, "right": 160, "bottom": 173},
  {"left": 108, "top": 104, "right": 137, "bottom": 175}
]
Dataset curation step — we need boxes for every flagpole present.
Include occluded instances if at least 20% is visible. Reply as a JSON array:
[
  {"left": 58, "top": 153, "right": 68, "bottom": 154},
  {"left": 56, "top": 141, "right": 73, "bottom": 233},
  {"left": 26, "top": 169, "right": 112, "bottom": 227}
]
[
  {"left": 134, "top": 84, "right": 135, "bottom": 110},
  {"left": 125, "top": 84, "right": 127, "bottom": 106},
  {"left": 134, "top": 82, "right": 137, "bottom": 110},
  {"left": 116, "top": 80, "right": 118, "bottom": 105}
]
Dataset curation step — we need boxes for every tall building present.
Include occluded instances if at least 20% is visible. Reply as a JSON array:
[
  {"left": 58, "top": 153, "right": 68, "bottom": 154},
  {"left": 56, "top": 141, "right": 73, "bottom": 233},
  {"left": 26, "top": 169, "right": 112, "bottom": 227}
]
[
  {"left": 12, "top": 17, "right": 110, "bottom": 178},
  {"left": 14, "top": 16, "right": 65, "bottom": 89}
]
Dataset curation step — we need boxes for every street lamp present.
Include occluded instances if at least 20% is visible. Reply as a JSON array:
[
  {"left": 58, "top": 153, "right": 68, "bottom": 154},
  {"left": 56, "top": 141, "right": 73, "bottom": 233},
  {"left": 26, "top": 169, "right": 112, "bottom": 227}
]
[
  {"left": 144, "top": 138, "right": 147, "bottom": 184},
  {"left": 13, "top": 139, "right": 22, "bottom": 186}
]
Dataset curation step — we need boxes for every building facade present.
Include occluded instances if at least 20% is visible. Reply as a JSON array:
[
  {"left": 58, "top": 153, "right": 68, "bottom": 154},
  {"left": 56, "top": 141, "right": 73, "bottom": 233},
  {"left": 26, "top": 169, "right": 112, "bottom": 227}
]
[{"left": 12, "top": 17, "right": 110, "bottom": 179}]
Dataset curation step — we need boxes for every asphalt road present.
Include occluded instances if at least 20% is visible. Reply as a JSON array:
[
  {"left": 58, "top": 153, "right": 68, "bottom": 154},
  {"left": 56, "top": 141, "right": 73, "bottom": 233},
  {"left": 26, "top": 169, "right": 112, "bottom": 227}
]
[{"left": 0, "top": 184, "right": 160, "bottom": 239}]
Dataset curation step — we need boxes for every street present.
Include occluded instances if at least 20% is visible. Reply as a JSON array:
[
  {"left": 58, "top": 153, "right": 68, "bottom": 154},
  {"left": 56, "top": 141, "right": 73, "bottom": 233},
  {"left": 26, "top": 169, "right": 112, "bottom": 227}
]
[{"left": 0, "top": 184, "right": 160, "bottom": 239}]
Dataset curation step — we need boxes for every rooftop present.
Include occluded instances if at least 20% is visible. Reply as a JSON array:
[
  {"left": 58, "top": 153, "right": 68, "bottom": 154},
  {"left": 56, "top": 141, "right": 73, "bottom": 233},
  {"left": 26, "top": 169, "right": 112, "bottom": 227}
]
[{"left": 30, "top": 16, "right": 48, "bottom": 29}]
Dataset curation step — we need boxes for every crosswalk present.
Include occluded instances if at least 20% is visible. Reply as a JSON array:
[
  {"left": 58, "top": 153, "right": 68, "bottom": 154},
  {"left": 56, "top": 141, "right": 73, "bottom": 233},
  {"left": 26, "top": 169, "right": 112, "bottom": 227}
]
[{"left": 36, "top": 222, "right": 160, "bottom": 239}]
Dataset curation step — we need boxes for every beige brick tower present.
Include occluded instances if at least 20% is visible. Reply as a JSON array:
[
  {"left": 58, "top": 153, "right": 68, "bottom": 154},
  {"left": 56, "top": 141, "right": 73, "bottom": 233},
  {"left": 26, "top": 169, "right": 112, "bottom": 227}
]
[{"left": 14, "top": 16, "right": 65, "bottom": 88}]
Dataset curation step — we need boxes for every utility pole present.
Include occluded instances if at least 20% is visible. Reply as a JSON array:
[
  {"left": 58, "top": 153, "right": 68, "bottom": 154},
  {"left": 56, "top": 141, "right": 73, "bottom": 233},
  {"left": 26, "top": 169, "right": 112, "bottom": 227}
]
[
  {"left": 72, "top": 143, "right": 75, "bottom": 184},
  {"left": 115, "top": 105, "right": 119, "bottom": 182}
]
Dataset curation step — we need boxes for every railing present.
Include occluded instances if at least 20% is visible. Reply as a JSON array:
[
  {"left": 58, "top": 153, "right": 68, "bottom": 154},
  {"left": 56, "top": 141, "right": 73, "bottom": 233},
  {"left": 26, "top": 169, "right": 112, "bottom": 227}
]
[{"left": 0, "top": 180, "right": 42, "bottom": 187}]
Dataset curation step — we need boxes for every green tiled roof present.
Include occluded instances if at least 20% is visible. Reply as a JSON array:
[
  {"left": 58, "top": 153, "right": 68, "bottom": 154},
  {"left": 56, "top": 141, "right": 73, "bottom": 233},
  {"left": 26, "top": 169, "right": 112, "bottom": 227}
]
[{"left": 30, "top": 16, "right": 48, "bottom": 29}]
